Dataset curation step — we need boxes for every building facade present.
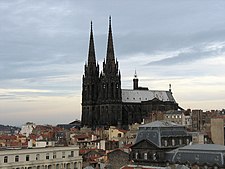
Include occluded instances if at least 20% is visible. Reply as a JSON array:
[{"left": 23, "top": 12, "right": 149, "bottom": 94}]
[
  {"left": 81, "top": 18, "right": 179, "bottom": 129},
  {"left": 0, "top": 146, "right": 82, "bottom": 169},
  {"left": 166, "top": 144, "right": 225, "bottom": 168},
  {"left": 130, "top": 121, "right": 191, "bottom": 167},
  {"left": 211, "top": 118, "right": 225, "bottom": 145}
]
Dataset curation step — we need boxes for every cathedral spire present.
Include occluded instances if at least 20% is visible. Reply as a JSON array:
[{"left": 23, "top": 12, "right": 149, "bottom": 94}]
[
  {"left": 106, "top": 16, "right": 115, "bottom": 66},
  {"left": 88, "top": 21, "right": 96, "bottom": 66}
]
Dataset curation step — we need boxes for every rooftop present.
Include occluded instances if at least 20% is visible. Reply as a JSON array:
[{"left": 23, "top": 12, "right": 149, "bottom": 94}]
[
  {"left": 179, "top": 144, "right": 225, "bottom": 152},
  {"left": 122, "top": 89, "right": 175, "bottom": 103},
  {"left": 140, "top": 120, "right": 184, "bottom": 128}
]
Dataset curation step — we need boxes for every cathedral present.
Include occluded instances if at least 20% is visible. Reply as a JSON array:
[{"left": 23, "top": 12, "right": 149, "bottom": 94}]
[{"left": 81, "top": 17, "right": 179, "bottom": 129}]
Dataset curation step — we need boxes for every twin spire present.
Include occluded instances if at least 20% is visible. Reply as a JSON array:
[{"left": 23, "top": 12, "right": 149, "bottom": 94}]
[
  {"left": 87, "top": 17, "right": 116, "bottom": 71},
  {"left": 106, "top": 16, "right": 115, "bottom": 65},
  {"left": 87, "top": 21, "right": 96, "bottom": 65}
]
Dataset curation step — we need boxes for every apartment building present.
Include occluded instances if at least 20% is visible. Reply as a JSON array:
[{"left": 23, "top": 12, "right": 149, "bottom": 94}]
[{"left": 0, "top": 146, "right": 82, "bottom": 169}]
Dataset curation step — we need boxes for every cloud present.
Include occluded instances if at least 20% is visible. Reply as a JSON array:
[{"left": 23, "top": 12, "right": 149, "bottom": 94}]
[
  {"left": 146, "top": 41, "right": 225, "bottom": 65},
  {"left": 1, "top": 0, "right": 225, "bottom": 125}
]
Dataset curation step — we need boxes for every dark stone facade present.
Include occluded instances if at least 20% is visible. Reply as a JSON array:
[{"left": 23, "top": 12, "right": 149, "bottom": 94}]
[
  {"left": 130, "top": 121, "right": 192, "bottom": 167},
  {"left": 130, "top": 139, "right": 169, "bottom": 167},
  {"left": 81, "top": 18, "right": 179, "bottom": 129},
  {"left": 81, "top": 18, "right": 122, "bottom": 129}
]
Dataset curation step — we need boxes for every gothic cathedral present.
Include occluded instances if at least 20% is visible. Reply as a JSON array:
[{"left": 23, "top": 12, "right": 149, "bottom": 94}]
[{"left": 81, "top": 18, "right": 179, "bottom": 129}]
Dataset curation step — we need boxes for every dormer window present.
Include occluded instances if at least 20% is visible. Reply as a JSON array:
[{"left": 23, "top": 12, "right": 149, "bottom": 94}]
[
  {"left": 164, "top": 140, "right": 168, "bottom": 146},
  {"left": 172, "top": 139, "right": 175, "bottom": 146},
  {"left": 144, "top": 153, "right": 148, "bottom": 160}
]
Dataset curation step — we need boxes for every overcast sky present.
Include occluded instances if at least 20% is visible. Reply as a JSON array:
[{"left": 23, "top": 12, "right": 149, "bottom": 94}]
[{"left": 1, "top": 0, "right": 225, "bottom": 126}]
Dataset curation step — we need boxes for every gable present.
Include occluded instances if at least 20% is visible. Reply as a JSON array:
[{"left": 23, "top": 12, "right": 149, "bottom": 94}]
[{"left": 131, "top": 139, "right": 159, "bottom": 150}]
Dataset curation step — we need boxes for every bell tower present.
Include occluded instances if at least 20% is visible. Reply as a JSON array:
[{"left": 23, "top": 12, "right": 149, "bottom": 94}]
[
  {"left": 81, "top": 22, "right": 100, "bottom": 127},
  {"left": 99, "top": 17, "right": 122, "bottom": 127}
]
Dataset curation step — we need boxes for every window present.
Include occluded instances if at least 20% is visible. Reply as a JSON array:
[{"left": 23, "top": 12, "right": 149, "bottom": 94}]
[
  {"left": 186, "top": 138, "right": 190, "bottom": 144},
  {"left": 177, "top": 153, "right": 181, "bottom": 160},
  {"left": 179, "top": 139, "right": 182, "bottom": 145},
  {"left": 36, "top": 154, "right": 40, "bottom": 160},
  {"left": 118, "top": 133, "right": 122, "bottom": 137},
  {"left": 62, "top": 152, "right": 65, "bottom": 158},
  {"left": 26, "top": 155, "right": 29, "bottom": 161},
  {"left": 164, "top": 140, "right": 168, "bottom": 146},
  {"left": 215, "top": 156, "right": 219, "bottom": 161},
  {"left": 71, "top": 151, "right": 74, "bottom": 157},
  {"left": 144, "top": 153, "right": 148, "bottom": 160},
  {"left": 53, "top": 152, "right": 56, "bottom": 159},
  {"left": 172, "top": 139, "right": 175, "bottom": 146},
  {"left": 15, "top": 155, "right": 19, "bottom": 162},
  {"left": 4, "top": 156, "right": 8, "bottom": 163},
  {"left": 135, "top": 152, "right": 138, "bottom": 159},
  {"left": 195, "top": 154, "right": 199, "bottom": 161},
  {"left": 153, "top": 153, "right": 157, "bottom": 160},
  {"left": 46, "top": 153, "right": 49, "bottom": 159}
]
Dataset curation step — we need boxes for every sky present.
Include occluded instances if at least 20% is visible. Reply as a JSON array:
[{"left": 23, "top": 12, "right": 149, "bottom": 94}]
[{"left": 0, "top": 0, "right": 225, "bottom": 126}]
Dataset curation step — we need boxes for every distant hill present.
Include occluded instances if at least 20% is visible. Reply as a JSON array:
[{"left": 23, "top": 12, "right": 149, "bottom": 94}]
[{"left": 0, "top": 124, "right": 21, "bottom": 134}]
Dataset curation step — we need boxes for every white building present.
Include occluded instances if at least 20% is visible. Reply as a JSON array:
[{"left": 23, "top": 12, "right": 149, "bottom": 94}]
[
  {"left": 20, "top": 122, "right": 36, "bottom": 137},
  {"left": 0, "top": 146, "right": 82, "bottom": 169}
]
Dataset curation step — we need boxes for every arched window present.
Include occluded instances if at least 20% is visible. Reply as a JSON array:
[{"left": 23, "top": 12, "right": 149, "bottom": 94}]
[
  {"left": 36, "top": 154, "right": 40, "bottom": 160},
  {"left": 15, "top": 155, "right": 19, "bottom": 162},
  {"left": 87, "top": 85, "right": 90, "bottom": 99},
  {"left": 111, "top": 82, "right": 114, "bottom": 98},
  {"left": 4, "top": 156, "right": 8, "bottom": 163}
]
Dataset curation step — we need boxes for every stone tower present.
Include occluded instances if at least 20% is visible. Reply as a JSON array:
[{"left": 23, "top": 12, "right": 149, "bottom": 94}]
[
  {"left": 99, "top": 17, "right": 122, "bottom": 127},
  {"left": 81, "top": 22, "right": 100, "bottom": 127},
  {"left": 81, "top": 17, "right": 122, "bottom": 129}
]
